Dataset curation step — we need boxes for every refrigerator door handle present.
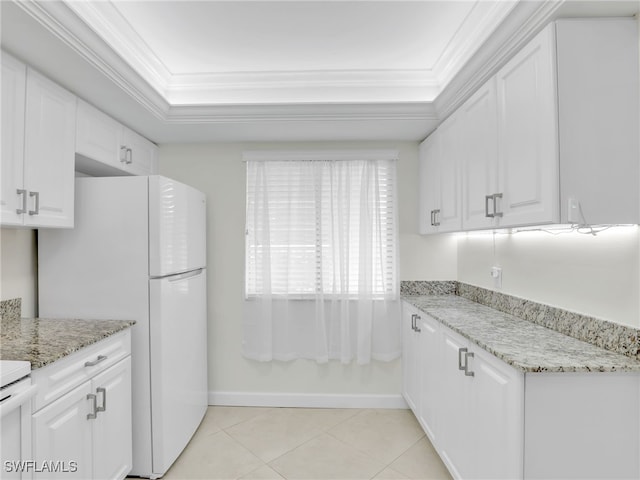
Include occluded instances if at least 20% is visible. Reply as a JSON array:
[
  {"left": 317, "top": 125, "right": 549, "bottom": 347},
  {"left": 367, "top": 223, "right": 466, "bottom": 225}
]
[{"left": 163, "top": 268, "right": 204, "bottom": 282}]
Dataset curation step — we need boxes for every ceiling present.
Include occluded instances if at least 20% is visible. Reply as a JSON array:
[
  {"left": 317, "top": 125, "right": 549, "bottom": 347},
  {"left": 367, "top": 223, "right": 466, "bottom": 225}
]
[{"left": 1, "top": 1, "right": 638, "bottom": 144}]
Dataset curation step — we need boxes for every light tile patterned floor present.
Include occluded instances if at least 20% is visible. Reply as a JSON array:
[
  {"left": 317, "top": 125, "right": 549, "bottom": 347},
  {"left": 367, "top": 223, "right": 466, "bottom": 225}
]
[{"left": 160, "top": 406, "right": 452, "bottom": 480}]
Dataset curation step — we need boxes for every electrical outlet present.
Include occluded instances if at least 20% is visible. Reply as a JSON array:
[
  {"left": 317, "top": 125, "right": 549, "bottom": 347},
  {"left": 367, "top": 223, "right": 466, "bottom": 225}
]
[
  {"left": 567, "top": 197, "right": 580, "bottom": 224},
  {"left": 490, "top": 266, "right": 502, "bottom": 289}
]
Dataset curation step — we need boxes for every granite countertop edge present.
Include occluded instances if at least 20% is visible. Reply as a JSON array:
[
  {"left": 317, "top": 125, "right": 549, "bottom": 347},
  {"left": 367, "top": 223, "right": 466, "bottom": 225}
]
[
  {"left": 1, "top": 318, "right": 136, "bottom": 370},
  {"left": 402, "top": 294, "right": 640, "bottom": 374}
]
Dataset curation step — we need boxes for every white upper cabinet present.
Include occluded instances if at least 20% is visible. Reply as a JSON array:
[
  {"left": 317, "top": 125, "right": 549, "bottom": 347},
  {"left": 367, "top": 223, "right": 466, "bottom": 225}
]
[
  {"left": 495, "top": 23, "right": 559, "bottom": 227},
  {"left": 1, "top": 53, "right": 27, "bottom": 226},
  {"left": 430, "top": 19, "right": 639, "bottom": 234},
  {"left": 556, "top": 18, "right": 639, "bottom": 225},
  {"left": 76, "top": 99, "right": 158, "bottom": 177},
  {"left": 1, "top": 53, "right": 76, "bottom": 228},
  {"left": 460, "top": 78, "right": 499, "bottom": 230},
  {"left": 419, "top": 113, "right": 462, "bottom": 234},
  {"left": 122, "top": 128, "right": 158, "bottom": 176}
]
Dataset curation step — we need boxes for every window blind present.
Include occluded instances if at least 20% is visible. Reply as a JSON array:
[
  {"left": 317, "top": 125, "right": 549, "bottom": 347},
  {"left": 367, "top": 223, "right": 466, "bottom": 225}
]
[{"left": 245, "top": 157, "right": 398, "bottom": 298}]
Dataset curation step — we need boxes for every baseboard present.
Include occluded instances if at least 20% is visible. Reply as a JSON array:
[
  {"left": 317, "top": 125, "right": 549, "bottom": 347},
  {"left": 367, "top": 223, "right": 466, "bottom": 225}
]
[{"left": 208, "top": 391, "right": 409, "bottom": 409}]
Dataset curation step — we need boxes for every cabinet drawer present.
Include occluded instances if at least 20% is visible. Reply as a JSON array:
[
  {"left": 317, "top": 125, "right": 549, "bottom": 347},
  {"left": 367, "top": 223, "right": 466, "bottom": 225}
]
[{"left": 31, "top": 330, "right": 131, "bottom": 412}]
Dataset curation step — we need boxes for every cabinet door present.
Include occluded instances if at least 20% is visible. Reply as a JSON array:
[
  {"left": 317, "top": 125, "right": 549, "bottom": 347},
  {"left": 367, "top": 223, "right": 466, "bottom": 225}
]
[
  {"left": 438, "top": 329, "right": 473, "bottom": 479},
  {"left": 122, "top": 128, "right": 158, "bottom": 176},
  {"left": 1, "top": 53, "right": 26, "bottom": 226},
  {"left": 436, "top": 114, "right": 462, "bottom": 232},
  {"left": 76, "top": 99, "right": 124, "bottom": 170},
  {"left": 469, "top": 346, "right": 524, "bottom": 479},
  {"left": 92, "top": 357, "right": 132, "bottom": 480},
  {"left": 418, "top": 314, "right": 440, "bottom": 443},
  {"left": 496, "top": 23, "right": 559, "bottom": 227},
  {"left": 461, "top": 78, "right": 499, "bottom": 230},
  {"left": 23, "top": 68, "right": 76, "bottom": 228},
  {"left": 401, "top": 305, "right": 420, "bottom": 413},
  {"left": 32, "top": 382, "right": 93, "bottom": 479},
  {"left": 418, "top": 133, "right": 440, "bottom": 234}
]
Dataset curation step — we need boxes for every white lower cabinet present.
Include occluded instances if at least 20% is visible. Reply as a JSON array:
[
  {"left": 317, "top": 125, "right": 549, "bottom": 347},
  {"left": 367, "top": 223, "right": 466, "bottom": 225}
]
[
  {"left": 31, "top": 331, "right": 132, "bottom": 480},
  {"left": 401, "top": 301, "right": 640, "bottom": 479},
  {"left": 438, "top": 326, "right": 523, "bottom": 479},
  {"left": 401, "top": 306, "right": 421, "bottom": 412}
]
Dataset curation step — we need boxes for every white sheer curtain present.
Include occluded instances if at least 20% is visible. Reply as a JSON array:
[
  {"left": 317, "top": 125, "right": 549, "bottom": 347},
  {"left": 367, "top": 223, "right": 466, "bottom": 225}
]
[{"left": 243, "top": 151, "right": 400, "bottom": 365}]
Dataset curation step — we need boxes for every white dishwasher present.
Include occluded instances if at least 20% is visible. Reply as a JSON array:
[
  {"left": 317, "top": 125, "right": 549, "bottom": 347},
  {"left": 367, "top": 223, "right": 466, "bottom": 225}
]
[{"left": 0, "top": 361, "right": 37, "bottom": 480}]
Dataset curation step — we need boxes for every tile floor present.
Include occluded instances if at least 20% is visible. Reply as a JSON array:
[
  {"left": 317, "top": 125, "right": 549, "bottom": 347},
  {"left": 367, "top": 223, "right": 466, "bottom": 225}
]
[{"left": 159, "top": 406, "right": 452, "bottom": 480}]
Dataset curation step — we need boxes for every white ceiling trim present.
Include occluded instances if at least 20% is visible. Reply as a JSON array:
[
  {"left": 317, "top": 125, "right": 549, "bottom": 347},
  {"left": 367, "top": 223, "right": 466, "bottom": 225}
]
[
  {"left": 9, "top": 0, "right": 570, "bottom": 131},
  {"left": 434, "top": 0, "right": 566, "bottom": 121},
  {"left": 14, "top": 0, "right": 170, "bottom": 120},
  {"left": 48, "top": 0, "right": 521, "bottom": 106},
  {"left": 432, "top": 0, "right": 518, "bottom": 87},
  {"left": 64, "top": 0, "right": 172, "bottom": 97},
  {"left": 166, "top": 102, "right": 438, "bottom": 124},
  {"left": 166, "top": 69, "right": 440, "bottom": 104}
]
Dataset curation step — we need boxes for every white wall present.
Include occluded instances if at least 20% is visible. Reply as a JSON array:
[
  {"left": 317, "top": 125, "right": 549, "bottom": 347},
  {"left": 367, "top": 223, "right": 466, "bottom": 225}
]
[
  {"left": 0, "top": 228, "right": 37, "bottom": 317},
  {"left": 159, "top": 141, "right": 456, "bottom": 401},
  {"left": 457, "top": 227, "right": 640, "bottom": 327}
]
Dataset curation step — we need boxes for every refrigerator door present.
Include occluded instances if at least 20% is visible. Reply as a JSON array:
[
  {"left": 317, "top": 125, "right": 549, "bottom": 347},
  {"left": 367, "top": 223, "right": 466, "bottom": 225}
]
[
  {"left": 149, "top": 175, "right": 207, "bottom": 277},
  {"left": 149, "top": 268, "right": 208, "bottom": 475}
]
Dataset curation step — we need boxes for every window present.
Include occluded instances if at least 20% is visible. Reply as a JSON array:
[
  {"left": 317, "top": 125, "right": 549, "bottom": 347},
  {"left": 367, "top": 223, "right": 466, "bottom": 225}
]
[{"left": 245, "top": 151, "right": 398, "bottom": 299}]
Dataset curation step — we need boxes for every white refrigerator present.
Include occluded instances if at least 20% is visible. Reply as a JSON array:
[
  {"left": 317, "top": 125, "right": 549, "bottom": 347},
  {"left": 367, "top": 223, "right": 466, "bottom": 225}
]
[{"left": 38, "top": 175, "right": 208, "bottom": 478}]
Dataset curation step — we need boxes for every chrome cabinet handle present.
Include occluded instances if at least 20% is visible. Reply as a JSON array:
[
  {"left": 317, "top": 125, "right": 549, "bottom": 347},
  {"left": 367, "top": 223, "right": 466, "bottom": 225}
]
[
  {"left": 120, "top": 145, "right": 128, "bottom": 163},
  {"left": 458, "top": 347, "right": 468, "bottom": 370},
  {"left": 96, "top": 387, "right": 106, "bottom": 412},
  {"left": 16, "top": 189, "right": 27, "bottom": 214},
  {"left": 485, "top": 194, "right": 494, "bottom": 218},
  {"left": 493, "top": 193, "right": 503, "bottom": 218},
  {"left": 126, "top": 148, "right": 133, "bottom": 164},
  {"left": 414, "top": 315, "right": 421, "bottom": 333},
  {"left": 430, "top": 210, "right": 435, "bottom": 226},
  {"left": 28, "top": 191, "right": 39, "bottom": 215},
  {"left": 433, "top": 209, "right": 441, "bottom": 226},
  {"left": 410, "top": 314, "right": 416, "bottom": 331},
  {"left": 87, "top": 393, "right": 97, "bottom": 420},
  {"left": 464, "top": 351, "right": 475, "bottom": 376},
  {"left": 84, "top": 355, "right": 107, "bottom": 367}
]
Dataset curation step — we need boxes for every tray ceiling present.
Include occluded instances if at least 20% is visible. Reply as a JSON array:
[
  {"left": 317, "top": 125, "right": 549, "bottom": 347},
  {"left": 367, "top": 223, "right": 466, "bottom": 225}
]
[{"left": 2, "top": 0, "right": 637, "bottom": 142}]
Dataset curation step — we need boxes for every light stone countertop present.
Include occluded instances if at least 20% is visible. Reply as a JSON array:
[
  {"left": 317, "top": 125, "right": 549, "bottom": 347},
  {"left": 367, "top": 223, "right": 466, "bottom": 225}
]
[
  {"left": 0, "top": 317, "right": 135, "bottom": 369},
  {"left": 403, "top": 295, "right": 640, "bottom": 373}
]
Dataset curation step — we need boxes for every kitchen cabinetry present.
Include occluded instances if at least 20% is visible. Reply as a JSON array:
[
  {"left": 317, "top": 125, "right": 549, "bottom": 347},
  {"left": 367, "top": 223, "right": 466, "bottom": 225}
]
[
  {"left": 1, "top": 52, "right": 75, "bottom": 228},
  {"left": 402, "top": 300, "right": 640, "bottom": 479},
  {"left": 76, "top": 100, "right": 158, "bottom": 177},
  {"left": 401, "top": 305, "right": 421, "bottom": 412},
  {"left": 31, "top": 330, "right": 132, "bottom": 480},
  {"left": 438, "top": 327, "right": 523, "bottom": 479},
  {"left": 494, "top": 23, "right": 559, "bottom": 227},
  {"left": 460, "top": 79, "right": 499, "bottom": 230},
  {"left": 418, "top": 113, "right": 462, "bottom": 234},
  {"left": 424, "top": 18, "right": 639, "bottom": 234}
]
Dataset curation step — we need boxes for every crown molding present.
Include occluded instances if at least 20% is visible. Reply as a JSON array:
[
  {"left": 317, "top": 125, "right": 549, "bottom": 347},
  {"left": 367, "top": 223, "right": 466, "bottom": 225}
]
[
  {"left": 166, "top": 102, "right": 438, "bottom": 125},
  {"left": 7, "top": 0, "right": 569, "bottom": 131},
  {"left": 434, "top": 0, "right": 566, "bottom": 122},
  {"left": 64, "top": 0, "right": 172, "bottom": 95},
  {"left": 11, "top": 0, "right": 170, "bottom": 120},
  {"left": 433, "top": 0, "right": 518, "bottom": 87}
]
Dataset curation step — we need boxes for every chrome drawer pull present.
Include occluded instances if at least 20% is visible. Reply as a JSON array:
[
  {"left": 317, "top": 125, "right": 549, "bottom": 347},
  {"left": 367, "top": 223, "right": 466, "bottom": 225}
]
[
  {"left": 96, "top": 387, "right": 106, "bottom": 412},
  {"left": 493, "top": 193, "right": 503, "bottom": 218},
  {"left": 458, "top": 347, "right": 468, "bottom": 370},
  {"left": 464, "top": 351, "right": 475, "bottom": 376},
  {"left": 28, "top": 191, "right": 39, "bottom": 216},
  {"left": 16, "top": 189, "right": 27, "bottom": 214},
  {"left": 87, "top": 393, "right": 97, "bottom": 420},
  {"left": 84, "top": 355, "right": 107, "bottom": 367}
]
